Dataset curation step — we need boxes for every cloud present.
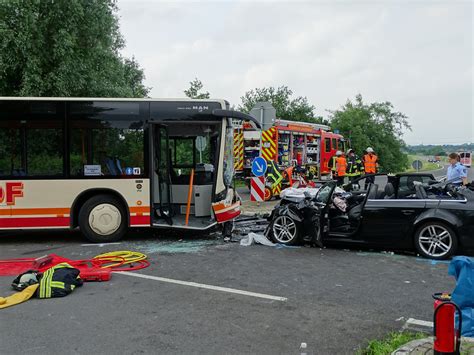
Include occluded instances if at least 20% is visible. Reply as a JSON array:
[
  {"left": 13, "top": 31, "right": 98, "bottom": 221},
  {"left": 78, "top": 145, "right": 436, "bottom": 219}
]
[{"left": 117, "top": 0, "right": 473, "bottom": 145}]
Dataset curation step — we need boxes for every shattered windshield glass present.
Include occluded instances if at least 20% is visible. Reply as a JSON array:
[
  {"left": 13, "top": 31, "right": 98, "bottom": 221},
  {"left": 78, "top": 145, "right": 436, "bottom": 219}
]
[
  {"left": 223, "top": 122, "right": 234, "bottom": 187},
  {"left": 315, "top": 183, "right": 335, "bottom": 204}
]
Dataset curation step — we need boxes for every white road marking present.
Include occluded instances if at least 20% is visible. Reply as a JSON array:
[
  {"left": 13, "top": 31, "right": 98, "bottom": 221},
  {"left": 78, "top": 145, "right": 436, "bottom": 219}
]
[
  {"left": 118, "top": 271, "right": 288, "bottom": 302},
  {"left": 406, "top": 318, "right": 433, "bottom": 328},
  {"left": 81, "top": 242, "right": 122, "bottom": 247},
  {"left": 402, "top": 318, "right": 434, "bottom": 332}
]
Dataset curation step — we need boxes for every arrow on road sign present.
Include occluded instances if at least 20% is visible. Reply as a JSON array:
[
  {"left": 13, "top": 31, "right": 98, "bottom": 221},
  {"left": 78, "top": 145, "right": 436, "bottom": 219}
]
[{"left": 251, "top": 157, "right": 267, "bottom": 177}]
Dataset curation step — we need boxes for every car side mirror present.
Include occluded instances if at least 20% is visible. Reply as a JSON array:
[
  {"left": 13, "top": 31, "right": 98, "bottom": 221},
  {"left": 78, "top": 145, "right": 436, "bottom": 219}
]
[{"left": 304, "top": 191, "right": 312, "bottom": 200}]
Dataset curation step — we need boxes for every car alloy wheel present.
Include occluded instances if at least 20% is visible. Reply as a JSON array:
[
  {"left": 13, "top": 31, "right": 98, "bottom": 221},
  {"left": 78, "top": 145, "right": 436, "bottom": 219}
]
[
  {"left": 418, "top": 224, "right": 453, "bottom": 258},
  {"left": 272, "top": 215, "right": 298, "bottom": 244}
]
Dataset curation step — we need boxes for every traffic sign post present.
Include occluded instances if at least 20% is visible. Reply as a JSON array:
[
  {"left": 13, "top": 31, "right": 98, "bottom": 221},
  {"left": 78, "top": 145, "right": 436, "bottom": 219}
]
[
  {"left": 412, "top": 160, "right": 423, "bottom": 172},
  {"left": 251, "top": 157, "right": 267, "bottom": 204},
  {"left": 249, "top": 102, "right": 276, "bottom": 158},
  {"left": 249, "top": 102, "right": 276, "bottom": 131},
  {"left": 251, "top": 157, "right": 267, "bottom": 177},
  {"left": 195, "top": 136, "right": 207, "bottom": 163},
  {"left": 250, "top": 176, "right": 265, "bottom": 202}
]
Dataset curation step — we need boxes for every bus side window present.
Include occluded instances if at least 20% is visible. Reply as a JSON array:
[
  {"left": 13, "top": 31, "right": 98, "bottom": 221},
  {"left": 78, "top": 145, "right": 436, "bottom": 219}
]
[
  {"left": 0, "top": 127, "right": 19, "bottom": 177},
  {"left": 27, "top": 125, "right": 64, "bottom": 176},
  {"left": 0, "top": 102, "right": 64, "bottom": 177},
  {"left": 69, "top": 102, "right": 146, "bottom": 178}
]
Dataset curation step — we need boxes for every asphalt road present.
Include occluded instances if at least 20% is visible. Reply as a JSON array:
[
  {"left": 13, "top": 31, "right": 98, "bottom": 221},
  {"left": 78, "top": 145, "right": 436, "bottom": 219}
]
[{"left": 0, "top": 230, "right": 458, "bottom": 354}]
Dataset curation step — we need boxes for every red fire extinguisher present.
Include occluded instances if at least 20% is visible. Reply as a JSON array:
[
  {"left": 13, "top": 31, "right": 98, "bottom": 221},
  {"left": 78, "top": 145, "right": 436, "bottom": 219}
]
[{"left": 432, "top": 293, "right": 462, "bottom": 355}]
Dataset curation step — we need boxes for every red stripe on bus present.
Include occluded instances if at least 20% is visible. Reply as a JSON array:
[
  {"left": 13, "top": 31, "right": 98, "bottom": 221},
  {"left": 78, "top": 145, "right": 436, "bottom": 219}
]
[
  {"left": 0, "top": 217, "right": 70, "bottom": 228},
  {"left": 130, "top": 215, "right": 150, "bottom": 226},
  {"left": 0, "top": 208, "right": 70, "bottom": 216}
]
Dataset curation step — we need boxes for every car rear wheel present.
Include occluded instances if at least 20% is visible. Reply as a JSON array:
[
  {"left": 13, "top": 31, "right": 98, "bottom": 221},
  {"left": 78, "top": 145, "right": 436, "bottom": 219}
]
[
  {"left": 414, "top": 222, "right": 457, "bottom": 260},
  {"left": 270, "top": 215, "right": 301, "bottom": 245},
  {"left": 79, "top": 194, "right": 128, "bottom": 243}
]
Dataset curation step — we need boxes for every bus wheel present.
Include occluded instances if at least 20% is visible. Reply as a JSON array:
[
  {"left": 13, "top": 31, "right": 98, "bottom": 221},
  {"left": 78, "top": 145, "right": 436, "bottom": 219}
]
[
  {"left": 79, "top": 194, "right": 127, "bottom": 243},
  {"left": 264, "top": 187, "right": 273, "bottom": 201}
]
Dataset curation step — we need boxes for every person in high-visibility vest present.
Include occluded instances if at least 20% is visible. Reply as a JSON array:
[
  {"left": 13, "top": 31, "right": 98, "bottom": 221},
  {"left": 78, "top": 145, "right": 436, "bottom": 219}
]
[
  {"left": 362, "top": 147, "right": 379, "bottom": 189},
  {"left": 266, "top": 159, "right": 283, "bottom": 195},
  {"left": 335, "top": 151, "right": 347, "bottom": 186},
  {"left": 284, "top": 166, "right": 294, "bottom": 187},
  {"left": 328, "top": 150, "right": 341, "bottom": 180},
  {"left": 346, "top": 149, "right": 363, "bottom": 183}
]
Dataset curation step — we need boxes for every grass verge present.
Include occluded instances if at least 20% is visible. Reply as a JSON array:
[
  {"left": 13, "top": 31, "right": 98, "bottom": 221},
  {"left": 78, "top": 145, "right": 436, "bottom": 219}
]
[
  {"left": 357, "top": 331, "right": 426, "bottom": 355},
  {"left": 404, "top": 155, "right": 441, "bottom": 173}
]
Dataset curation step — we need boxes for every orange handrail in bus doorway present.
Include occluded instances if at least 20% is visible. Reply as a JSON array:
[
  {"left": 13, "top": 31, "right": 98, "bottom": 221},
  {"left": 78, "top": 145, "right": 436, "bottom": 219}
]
[{"left": 185, "top": 169, "right": 195, "bottom": 226}]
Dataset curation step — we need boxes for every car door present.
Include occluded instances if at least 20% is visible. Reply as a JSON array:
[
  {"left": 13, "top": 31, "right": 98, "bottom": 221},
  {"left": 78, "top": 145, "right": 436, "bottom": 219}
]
[
  {"left": 358, "top": 191, "right": 427, "bottom": 247},
  {"left": 313, "top": 181, "right": 337, "bottom": 238}
]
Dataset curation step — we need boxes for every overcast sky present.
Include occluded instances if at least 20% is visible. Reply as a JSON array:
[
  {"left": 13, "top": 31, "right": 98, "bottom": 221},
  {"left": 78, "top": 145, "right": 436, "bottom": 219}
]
[{"left": 117, "top": 0, "right": 473, "bottom": 145}]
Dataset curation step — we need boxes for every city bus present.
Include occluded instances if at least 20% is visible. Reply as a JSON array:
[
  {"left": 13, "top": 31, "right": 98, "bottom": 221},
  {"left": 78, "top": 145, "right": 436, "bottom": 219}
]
[{"left": 0, "top": 97, "right": 260, "bottom": 242}]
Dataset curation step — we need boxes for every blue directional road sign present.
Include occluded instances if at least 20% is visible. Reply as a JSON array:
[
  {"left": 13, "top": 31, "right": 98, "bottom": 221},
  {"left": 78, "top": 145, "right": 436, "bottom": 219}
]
[{"left": 251, "top": 157, "right": 267, "bottom": 177}]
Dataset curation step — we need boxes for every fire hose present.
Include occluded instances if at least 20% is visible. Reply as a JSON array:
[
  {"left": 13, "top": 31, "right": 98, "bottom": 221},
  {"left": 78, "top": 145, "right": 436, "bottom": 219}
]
[{"left": 93, "top": 251, "right": 150, "bottom": 271}]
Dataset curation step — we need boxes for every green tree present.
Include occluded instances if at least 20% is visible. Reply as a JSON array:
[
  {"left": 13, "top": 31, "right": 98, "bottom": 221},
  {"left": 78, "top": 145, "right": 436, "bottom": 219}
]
[
  {"left": 238, "top": 86, "right": 327, "bottom": 124},
  {"left": 329, "top": 94, "right": 410, "bottom": 173},
  {"left": 184, "top": 78, "right": 210, "bottom": 99},
  {"left": 0, "top": 0, "right": 148, "bottom": 97}
]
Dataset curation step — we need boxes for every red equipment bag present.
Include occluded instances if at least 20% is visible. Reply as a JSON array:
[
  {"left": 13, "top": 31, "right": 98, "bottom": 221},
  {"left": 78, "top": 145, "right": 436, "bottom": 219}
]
[{"left": 79, "top": 268, "right": 112, "bottom": 282}]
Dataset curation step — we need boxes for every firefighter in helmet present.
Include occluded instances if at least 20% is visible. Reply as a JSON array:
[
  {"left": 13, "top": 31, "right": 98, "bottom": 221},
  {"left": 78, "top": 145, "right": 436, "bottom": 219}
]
[
  {"left": 345, "top": 149, "right": 363, "bottom": 183},
  {"left": 334, "top": 151, "right": 347, "bottom": 186}
]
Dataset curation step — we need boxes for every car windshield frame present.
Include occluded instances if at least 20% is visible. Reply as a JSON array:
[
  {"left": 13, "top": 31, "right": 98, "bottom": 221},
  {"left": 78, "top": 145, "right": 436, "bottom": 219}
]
[{"left": 315, "top": 181, "right": 336, "bottom": 204}]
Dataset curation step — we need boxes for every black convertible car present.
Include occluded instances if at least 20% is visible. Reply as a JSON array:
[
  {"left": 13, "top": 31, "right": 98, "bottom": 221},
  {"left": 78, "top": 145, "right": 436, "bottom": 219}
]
[{"left": 266, "top": 174, "right": 474, "bottom": 259}]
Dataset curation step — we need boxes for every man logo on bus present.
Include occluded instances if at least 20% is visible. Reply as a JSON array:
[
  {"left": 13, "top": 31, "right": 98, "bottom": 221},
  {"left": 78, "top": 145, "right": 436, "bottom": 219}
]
[
  {"left": 0, "top": 182, "right": 24, "bottom": 205},
  {"left": 192, "top": 105, "right": 209, "bottom": 112}
]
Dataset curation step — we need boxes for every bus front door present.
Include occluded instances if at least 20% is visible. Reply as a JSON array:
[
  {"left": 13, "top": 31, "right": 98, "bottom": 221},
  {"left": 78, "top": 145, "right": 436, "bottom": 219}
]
[{"left": 155, "top": 125, "right": 173, "bottom": 225}]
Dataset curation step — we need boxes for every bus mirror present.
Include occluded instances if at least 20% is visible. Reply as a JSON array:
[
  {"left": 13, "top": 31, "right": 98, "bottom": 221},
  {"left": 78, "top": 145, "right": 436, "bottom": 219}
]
[{"left": 211, "top": 109, "right": 262, "bottom": 129}]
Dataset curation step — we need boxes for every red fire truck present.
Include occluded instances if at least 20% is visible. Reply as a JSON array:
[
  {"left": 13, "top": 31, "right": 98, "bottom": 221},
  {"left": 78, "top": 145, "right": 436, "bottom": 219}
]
[{"left": 234, "top": 119, "right": 345, "bottom": 182}]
